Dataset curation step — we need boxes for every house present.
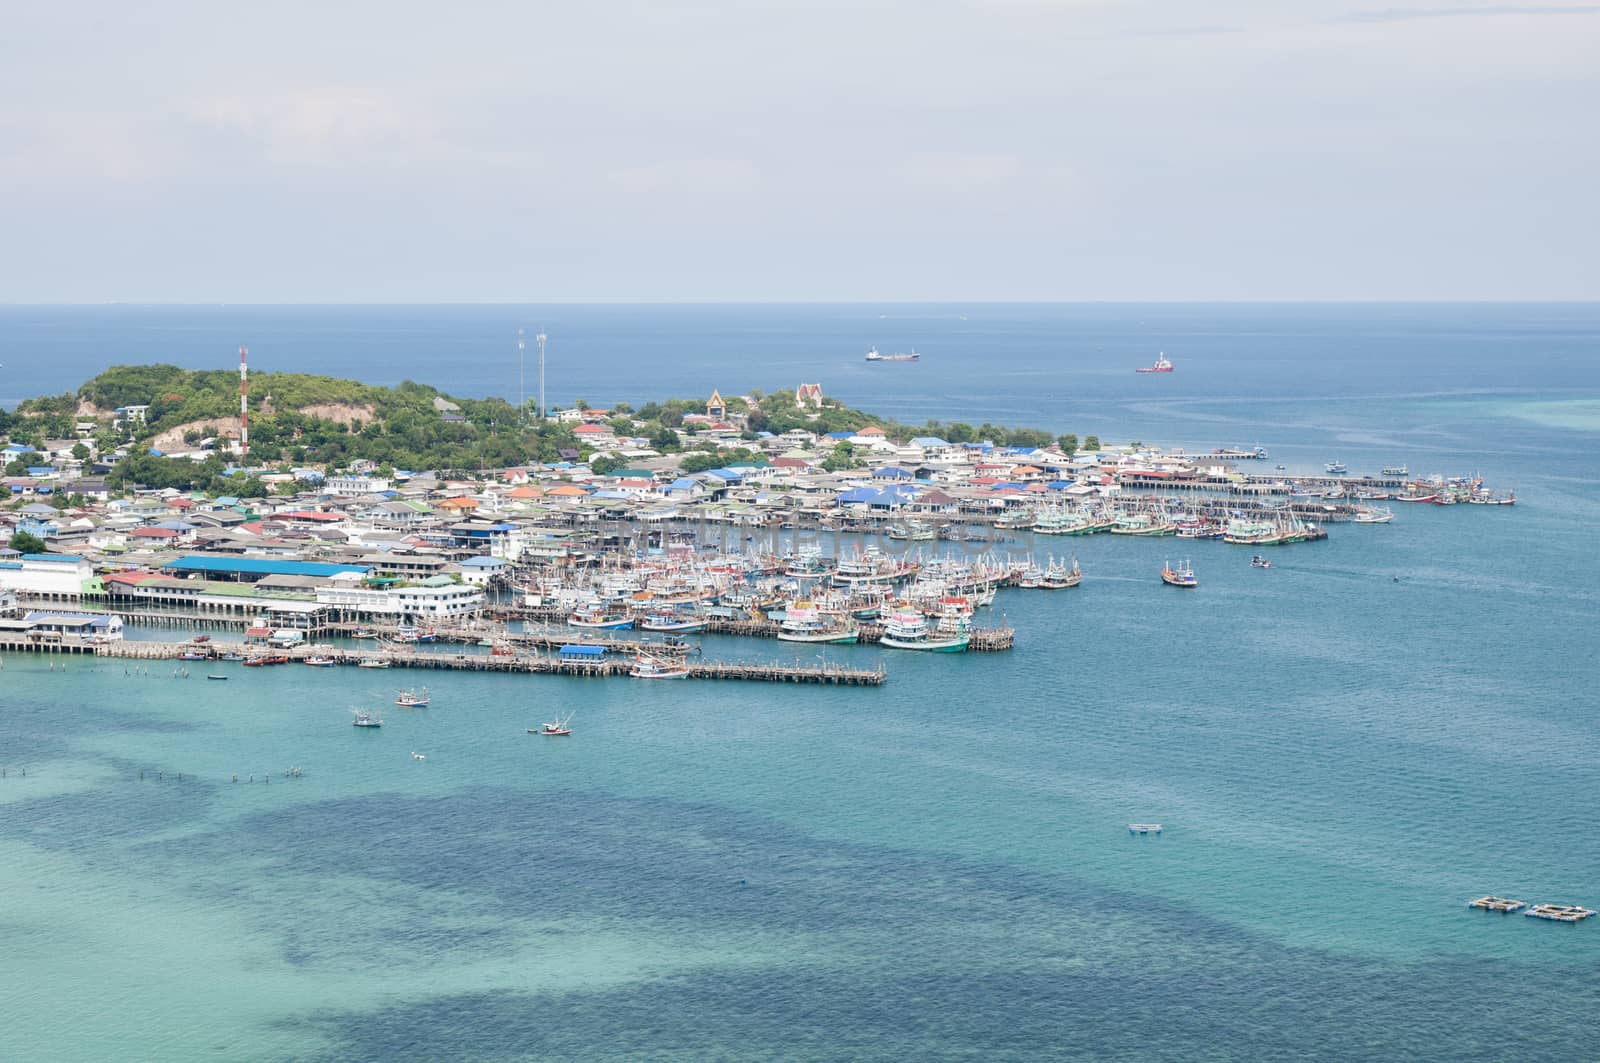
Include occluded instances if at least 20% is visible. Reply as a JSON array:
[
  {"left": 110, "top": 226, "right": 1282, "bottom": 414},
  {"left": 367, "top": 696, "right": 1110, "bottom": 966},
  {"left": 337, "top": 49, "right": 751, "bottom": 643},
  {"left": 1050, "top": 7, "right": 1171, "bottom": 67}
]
[{"left": 795, "top": 383, "right": 824, "bottom": 409}]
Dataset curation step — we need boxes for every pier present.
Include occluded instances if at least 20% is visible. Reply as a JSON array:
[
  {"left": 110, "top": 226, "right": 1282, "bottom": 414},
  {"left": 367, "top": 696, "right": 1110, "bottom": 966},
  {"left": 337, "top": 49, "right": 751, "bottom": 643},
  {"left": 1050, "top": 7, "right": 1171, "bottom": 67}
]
[{"left": 90, "top": 639, "right": 887, "bottom": 686}]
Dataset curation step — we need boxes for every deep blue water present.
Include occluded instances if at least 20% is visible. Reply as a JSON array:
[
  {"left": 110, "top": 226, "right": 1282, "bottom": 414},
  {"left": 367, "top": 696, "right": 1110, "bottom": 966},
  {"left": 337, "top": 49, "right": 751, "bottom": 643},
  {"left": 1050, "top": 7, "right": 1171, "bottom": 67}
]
[{"left": 1, "top": 304, "right": 1598, "bottom": 1061}]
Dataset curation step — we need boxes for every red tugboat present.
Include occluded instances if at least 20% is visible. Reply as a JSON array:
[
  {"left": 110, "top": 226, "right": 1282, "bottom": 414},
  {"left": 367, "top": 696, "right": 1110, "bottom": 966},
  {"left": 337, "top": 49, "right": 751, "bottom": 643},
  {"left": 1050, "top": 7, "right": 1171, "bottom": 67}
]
[{"left": 1136, "top": 352, "right": 1174, "bottom": 373}]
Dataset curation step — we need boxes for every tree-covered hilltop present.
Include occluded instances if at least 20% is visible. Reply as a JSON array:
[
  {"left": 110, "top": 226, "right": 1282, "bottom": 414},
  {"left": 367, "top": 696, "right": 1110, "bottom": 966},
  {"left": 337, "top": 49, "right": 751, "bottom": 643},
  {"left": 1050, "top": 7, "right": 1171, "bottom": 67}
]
[{"left": 2, "top": 367, "right": 1094, "bottom": 494}]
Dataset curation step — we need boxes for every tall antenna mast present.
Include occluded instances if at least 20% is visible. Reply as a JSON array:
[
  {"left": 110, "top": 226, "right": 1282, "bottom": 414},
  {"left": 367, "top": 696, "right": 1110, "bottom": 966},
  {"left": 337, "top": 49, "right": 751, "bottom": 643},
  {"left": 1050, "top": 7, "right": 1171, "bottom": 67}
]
[
  {"left": 536, "top": 329, "right": 547, "bottom": 421},
  {"left": 238, "top": 345, "right": 249, "bottom": 460},
  {"left": 517, "top": 328, "right": 526, "bottom": 422}
]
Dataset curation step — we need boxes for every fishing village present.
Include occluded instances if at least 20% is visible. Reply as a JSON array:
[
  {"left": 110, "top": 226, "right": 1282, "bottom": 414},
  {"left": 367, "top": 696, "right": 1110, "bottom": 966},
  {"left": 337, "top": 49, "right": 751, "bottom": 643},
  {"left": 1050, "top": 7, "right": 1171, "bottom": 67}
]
[{"left": 1, "top": 369, "right": 1516, "bottom": 686}]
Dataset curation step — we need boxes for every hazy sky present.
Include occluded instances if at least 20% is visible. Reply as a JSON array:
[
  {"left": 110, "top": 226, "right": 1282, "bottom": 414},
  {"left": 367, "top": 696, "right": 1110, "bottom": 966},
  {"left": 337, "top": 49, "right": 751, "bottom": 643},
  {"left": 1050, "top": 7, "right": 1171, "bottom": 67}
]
[{"left": 3, "top": 1, "right": 1596, "bottom": 301}]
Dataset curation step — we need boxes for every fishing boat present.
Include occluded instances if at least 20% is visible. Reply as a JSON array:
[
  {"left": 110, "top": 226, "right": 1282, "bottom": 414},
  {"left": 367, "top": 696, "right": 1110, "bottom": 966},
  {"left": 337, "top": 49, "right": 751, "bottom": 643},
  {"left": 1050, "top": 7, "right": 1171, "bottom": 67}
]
[
  {"left": 878, "top": 608, "right": 970, "bottom": 652},
  {"left": 219, "top": 652, "right": 245, "bottom": 662},
  {"left": 1353, "top": 507, "right": 1394, "bottom": 524},
  {"left": 357, "top": 659, "right": 391, "bottom": 669},
  {"left": 865, "top": 346, "right": 919, "bottom": 362},
  {"left": 303, "top": 655, "right": 337, "bottom": 667},
  {"left": 1161, "top": 560, "right": 1198, "bottom": 587},
  {"left": 352, "top": 711, "right": 382, "bottom": 728},
  {"left": 1250, "top": 555, "right": 1272, "bottom": 569},
  {"left": 1324, "top": 461, "right": 1348, "bottom": 475},
  {"left": 831, "top": 546, "right": 917, "bottom": 587},
  {"left": 776, "top": 601, "right": 860, "bottom": 644},
  {"left": 885, "top": 520, "right": 935, "bottom": 541},
  {"left": 1396, "top": 492, "right": 1437, "bottom": 503},
  {"left": 1381, "top": 464, "right": 1409, "bottom": 477},
  {"left": 534, "top": 713, "right": 573, "bottom": 736},
  {"left": 1135, "top": 352, "right": 1174, "bottom": 373},
  {"left": 629, "top": 651, "right": 691, "bottom": 679},
  {"left": 351, "top": 627, "right": 379, "bottom": 640},
  {"left": 638, "top": 608, "right": 708, "bottom": 633},
  {"left": 177, "top": 651, "right": 208, "bottom": 661},
  {"left": 1039, "top": 557, "right": 1082, "bottom": 589},
  {"left": 394, "top": 687, "right": 431, "bottom": 707},
  {"left": 568, "top": 600, "right": 634, "bottom": 629}
]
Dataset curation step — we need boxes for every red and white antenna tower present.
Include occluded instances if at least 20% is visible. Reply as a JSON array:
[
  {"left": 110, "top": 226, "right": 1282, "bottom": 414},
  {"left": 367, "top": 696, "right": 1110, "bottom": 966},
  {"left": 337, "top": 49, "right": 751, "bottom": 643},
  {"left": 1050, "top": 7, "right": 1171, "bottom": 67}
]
[{"left": 239, "top": 346, "right": 249, "bottom": 459}]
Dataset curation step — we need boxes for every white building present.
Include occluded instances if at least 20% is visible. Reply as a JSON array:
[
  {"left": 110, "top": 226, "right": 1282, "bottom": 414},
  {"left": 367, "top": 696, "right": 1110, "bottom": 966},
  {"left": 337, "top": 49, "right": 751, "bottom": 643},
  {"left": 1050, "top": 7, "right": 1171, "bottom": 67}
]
[
  {"left": 316, "top": 581, "right": 484, "bottom": 621},
  {"left": 0, "top": 554, "right": 94, "bottom": 600}
]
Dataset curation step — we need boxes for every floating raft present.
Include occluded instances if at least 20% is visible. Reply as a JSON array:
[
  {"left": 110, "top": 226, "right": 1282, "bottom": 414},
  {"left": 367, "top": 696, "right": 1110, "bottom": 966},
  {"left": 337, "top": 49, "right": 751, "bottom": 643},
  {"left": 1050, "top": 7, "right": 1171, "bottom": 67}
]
[
  {"left": 1127, "top": 823, "right": 1163, "bottom": 835},
  {"left": 1467, "top": 896, "right": 1526, "bottom": 913},
  {"left": 1525, "top": 904, "right": 1595, "bottom": 923}
]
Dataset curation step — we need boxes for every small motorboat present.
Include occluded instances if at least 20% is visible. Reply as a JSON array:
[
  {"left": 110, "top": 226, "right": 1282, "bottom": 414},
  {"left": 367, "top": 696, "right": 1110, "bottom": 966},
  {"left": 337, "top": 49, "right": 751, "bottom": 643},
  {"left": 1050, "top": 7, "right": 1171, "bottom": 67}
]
[
  {"left": 353, "top": 711, "right": 382, "bottom": 728},
  {"left": 357, "top": 659, "right": 391, "bottom": 669},
  {"left": 206, "top": 674, "right": 229, "bottom": 681},
  {"left": 411, "top": 751, "right": 426, "bottom": 761},
  {"left": 1250, "top": 555, "right": 1272, "bottom": 569},
  {"left": 1128, "top": 823, "right": 1163, "bottom": 835}
]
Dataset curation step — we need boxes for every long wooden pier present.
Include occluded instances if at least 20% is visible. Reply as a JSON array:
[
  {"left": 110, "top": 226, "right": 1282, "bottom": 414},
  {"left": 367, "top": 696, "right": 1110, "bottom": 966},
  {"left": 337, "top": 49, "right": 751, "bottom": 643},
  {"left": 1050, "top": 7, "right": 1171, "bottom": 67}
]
[{"left": 91, "top": 639, "right": 887, "bottom": 686}]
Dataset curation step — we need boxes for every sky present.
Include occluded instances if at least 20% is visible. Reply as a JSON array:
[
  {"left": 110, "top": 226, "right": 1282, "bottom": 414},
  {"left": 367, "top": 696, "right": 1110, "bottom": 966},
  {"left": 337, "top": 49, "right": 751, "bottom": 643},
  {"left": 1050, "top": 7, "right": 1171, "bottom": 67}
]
[{"left": 1, "top": 0, "right": 1596, "bottom": 302}]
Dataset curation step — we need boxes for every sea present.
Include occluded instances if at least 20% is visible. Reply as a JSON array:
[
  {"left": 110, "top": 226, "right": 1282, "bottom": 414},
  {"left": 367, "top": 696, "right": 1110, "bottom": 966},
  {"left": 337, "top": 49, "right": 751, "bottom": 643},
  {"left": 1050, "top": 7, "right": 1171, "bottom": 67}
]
[{"left": 1, "top": 303, "right": 1598, "bottom": 1061}]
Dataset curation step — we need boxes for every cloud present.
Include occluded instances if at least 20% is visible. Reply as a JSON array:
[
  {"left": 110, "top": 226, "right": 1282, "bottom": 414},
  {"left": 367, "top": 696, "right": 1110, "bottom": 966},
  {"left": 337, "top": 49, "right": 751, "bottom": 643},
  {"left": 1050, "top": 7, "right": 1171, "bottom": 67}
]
[
  {"left": 1333, "top": 3, "right": 1600, "bottom": 22},
  {"left": 606, "top": 158, "right": 761, "bottom": 196},
  {"left": 186, "top": 88, "right": 430, "bottom": 166},
  {"left": 897, "top": 153, "right": 1026, "bottom": 191}
]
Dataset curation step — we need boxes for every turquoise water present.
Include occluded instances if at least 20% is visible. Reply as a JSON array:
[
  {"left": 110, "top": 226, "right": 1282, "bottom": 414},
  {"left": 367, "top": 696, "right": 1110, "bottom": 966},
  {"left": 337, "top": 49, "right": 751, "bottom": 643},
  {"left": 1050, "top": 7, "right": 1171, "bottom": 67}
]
[{"left": 2, "top": 304, "right": 1599, "bottom": 1060}]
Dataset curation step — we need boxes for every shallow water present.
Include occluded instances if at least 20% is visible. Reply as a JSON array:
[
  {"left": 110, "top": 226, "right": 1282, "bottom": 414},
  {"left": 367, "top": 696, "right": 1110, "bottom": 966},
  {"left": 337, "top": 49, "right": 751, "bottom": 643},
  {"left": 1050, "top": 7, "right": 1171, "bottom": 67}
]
[{"left": 2, "top": 304, "right": 1598, "bottom": 1060}]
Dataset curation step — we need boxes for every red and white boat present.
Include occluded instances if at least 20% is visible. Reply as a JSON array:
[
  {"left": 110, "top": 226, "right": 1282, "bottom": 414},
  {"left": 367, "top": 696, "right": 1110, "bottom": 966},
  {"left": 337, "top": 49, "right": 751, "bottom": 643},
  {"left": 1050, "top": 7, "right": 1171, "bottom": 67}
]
[{"left": 1135, "top": 353, "right": 1174, "bottom": 374}]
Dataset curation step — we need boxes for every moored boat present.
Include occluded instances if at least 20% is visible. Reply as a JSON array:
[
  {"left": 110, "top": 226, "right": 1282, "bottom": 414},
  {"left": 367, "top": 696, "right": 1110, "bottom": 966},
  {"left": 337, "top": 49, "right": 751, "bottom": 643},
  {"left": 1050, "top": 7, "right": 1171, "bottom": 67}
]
[{"left": 878, "top": 608, "right": 970, "bottom": 652}]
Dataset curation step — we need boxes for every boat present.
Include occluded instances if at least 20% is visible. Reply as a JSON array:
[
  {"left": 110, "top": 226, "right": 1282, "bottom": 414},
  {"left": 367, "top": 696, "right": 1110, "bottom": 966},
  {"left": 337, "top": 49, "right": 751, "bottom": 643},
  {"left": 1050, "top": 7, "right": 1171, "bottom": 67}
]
[
  {"left": 350, "top": 627, "right": 379, "bottom": 640},
  {"left": 1381, "top": 464, "right": 1409, "bottom": 477},
  {"left": 219, "top": 652, "right": 245, "bottom": 661},
  {"left": 1127, "top": 823, "right": 1163, "bottom": 834},
  {"left": 638, "top": 608, "right": 708, "bottom": 634},
  {"left": 568, "top": 600, "right": 634, "bottom": 629},
  {"left": 1324, "top": 461, "right": 1348, "bottom": 475},
  {"left": 352, "top": 711, "right": 382, "bottom": 728},
  {"left": 878, "top": 608, "right": 970, "bottom": 652},
  {"left": 1161, "top": 560, "right": 1198, "bottom": 587},
  {"left": 884, "top": 520, "right": 935, "bottom": 541},
  {"left": 395, "top": 687, "right": 431, "bottom": 707},
  {"left": 776, "top": 601, "right": 860, "bottom": 644},
  {"left": 629, "top": 651, "right": 691, "bottom": 679},
  {"left": 1353, "top": 507, "right": 1394, "bottom": 524},
  {"left": 1395, "top": 492, "right": 1437, "bottom": 503},
  {"left": 865, "top": 346, "right": 919, "bottom": 362},
  {"left": 1039, "top": 557, "right": 1082, "bottom": 589},
  {"left": 1135, "top": 352, "right": 1174, "bottom": 373},
  {"left": 177, "top": 651, "right": 208, "bottom": 661},
  {"left": 357, "top": 659, "right": 391, "bottom": 669},
  {"left": 1250, "top": 555, "right": 1272, "bottom": 569},
  {"left": 206, "top": 674, "right": 229, "bottom": 681},
  {"left": 303, "top": 655, "right": 336, "bottom": 667},
  {"left": 535, "top": 713, "right": 573, "bottom": 736}
]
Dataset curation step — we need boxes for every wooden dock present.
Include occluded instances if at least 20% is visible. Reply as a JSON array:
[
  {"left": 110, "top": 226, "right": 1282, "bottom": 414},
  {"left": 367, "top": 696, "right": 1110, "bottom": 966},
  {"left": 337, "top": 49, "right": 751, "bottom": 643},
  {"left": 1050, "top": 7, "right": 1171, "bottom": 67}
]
[{"left": 90, "top": 639, "right": 887, "bottom": 686}]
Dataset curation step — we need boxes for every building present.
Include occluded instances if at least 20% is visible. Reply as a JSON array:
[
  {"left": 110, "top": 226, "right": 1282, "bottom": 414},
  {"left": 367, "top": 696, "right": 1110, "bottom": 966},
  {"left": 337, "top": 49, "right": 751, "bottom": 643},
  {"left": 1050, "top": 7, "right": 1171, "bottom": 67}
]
[
  {"left": 706, "top": 389, "right": 726, "bottom": 420},
  {"left": 796, "top": 383, "right": 824, "bottom": 409}
]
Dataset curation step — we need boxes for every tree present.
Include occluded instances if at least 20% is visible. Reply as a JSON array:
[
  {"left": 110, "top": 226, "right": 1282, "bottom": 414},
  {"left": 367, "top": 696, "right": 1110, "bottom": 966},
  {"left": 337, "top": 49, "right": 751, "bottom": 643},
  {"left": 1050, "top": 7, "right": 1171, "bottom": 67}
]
[
  {"left": 8, "top": 531, "right": 47, "bottom": 555},
  {"left": 1083, "top": 435, "right": 1101, "bottom": 451},
  {"left": 678, "top": 452, "right": 724, "bottom": 474},
  {"left": 71, "top": 442, "right": 91, "bottom": 462},
  {"left": 1057, "top": 434, "right": 1078, "bottom": 455},
  {"left": 589, "top": 455, "right": 622, "bottom": 476},
  {"left": 651, "top": 427, "right": 681, "bottom": 453},
  {"left": 822, "top": 441, "right": 860, "bottom": 473},
  {"left": 745, "top": 409, "right": 770, "bottom": 434}
]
